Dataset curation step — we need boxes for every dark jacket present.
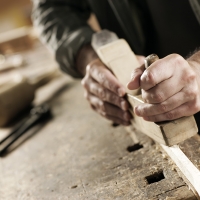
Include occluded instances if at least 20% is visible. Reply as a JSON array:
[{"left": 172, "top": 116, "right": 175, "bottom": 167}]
[{"left": 32, "top": 0, "right": 200, "bottom": 77}]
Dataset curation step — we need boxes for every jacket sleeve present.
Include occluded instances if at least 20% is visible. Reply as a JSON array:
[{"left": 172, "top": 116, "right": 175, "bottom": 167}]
[{"left": 32, "top": 0, "right": 94, "bottom": 78}]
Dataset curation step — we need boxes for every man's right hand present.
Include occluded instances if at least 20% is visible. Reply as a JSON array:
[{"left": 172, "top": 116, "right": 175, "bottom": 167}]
[{"left": 81, "top": 59, "right": 132, "bottom": 126}]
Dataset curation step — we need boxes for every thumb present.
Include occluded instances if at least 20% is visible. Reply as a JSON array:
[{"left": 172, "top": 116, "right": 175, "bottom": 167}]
[{"left": 127, "top": 64, "right": 145, "bottom": 90}]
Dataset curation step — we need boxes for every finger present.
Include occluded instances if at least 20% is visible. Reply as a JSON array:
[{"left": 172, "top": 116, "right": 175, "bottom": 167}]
[
  {"left": 83, "top": 77, "right": 129, "bottom": 110},
  {"left": 135, "top": 87, "right": 194, "bottom": 117},
  {"left": 91, "top": 103, "right": 131, "bottom": 125},
  {"left": 142, "top": 99, "right": 200, "bottom": 122},
  {"left": 141, "top": 75, "right": 184, "bottom": 103},
  {"left": 86, "top": 93, "right": 132, "bottom": 122},
  {"left": 87, "top": 60, "right": 126, "bottom": 97},
  {"left": 140, "top": 54, "right": 184, "bottom": 91},
  {"left": 127, "top": 64, "right": 145, "bottom": 90}
]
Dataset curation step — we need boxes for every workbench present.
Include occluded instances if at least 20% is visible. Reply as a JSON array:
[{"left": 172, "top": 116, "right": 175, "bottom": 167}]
[{"left": 0, "top": 41, "right": 198, "bottom": 200}]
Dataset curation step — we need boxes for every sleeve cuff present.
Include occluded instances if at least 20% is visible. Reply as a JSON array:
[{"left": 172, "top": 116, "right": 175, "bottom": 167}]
[{"left": 55, "top": 26, "right": 95, "bottom": 78}]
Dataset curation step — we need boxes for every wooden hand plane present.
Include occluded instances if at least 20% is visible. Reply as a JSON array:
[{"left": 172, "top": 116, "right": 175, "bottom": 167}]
[{"left": 92, "top": 30, "right": 198, "bottom": 146}]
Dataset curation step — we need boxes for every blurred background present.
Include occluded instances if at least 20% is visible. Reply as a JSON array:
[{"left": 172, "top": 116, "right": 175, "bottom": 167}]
[
  {"left": 0, "top": 0, "right": 32, "bottom": 33},
  {"left": 0, "top": 0, "right": 101, "bottom": 152},
  {"left": 0, "top": 0, "right": 99, "bottom": 151},
  {"left": 0, "top": 0, "right": 64, "bottom": 144}
]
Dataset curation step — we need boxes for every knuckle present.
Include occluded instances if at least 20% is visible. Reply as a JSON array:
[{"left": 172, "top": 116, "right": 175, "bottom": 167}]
[
  {"left": 97, "top": 71, "right": 106, "bottom": 82},
  {"left": 152, "top": 92, "right": 164, "bottom": 103},
  {"left": 145, "top": 70, "right": 155, "bottom": 85},
  {"left": 141, "top": 91, "right": 148, "bottom": 103},
  {"left": 186, "top": 87, "right": 198, "bottom": 99},
  {"left": 172, "top": 54, "right": 184, "bottom": 66},
  {"left": 165, "top": 111, "right": 174, "bottom": 120},
  {"left": 186, "top": 72, "right": 196, "bottom": 83},
  {"left": 97, "top": 87, "right": 106, "bottom": 100},
  {"left": 189, "top": 100, "right": 200, "bottom": 113},
  {"left": 106, "top": 92, "right": 115, "bottom": 103},
  {"left": 108, "top": 82, "right": 116, "bottom": 92},
  {"left": 159, "top": 103, "right": 167, "bottom": 112},
  {"left": 109, "top": 93, "right": 117, "bottom": 102},
  {"left": 99, "top": 101, "right": 106, "bottom": 112}
]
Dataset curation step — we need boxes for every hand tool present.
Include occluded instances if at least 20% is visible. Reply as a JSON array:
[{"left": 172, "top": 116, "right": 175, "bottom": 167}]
[
  {"left": 0, "top": 68, "right": 58, "bottom": 126},
  {"left": 0, "top": 103, "right": 51, "bottom": 156},
  {"left": 91, "top": 29, "right": 198, "bottom": 146}
]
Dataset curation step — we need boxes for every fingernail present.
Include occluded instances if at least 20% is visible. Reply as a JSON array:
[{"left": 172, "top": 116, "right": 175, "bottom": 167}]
[
  {"left": 130, "top": 71, "right": 136, "bottom": 81},
  {"left": 121, "top": 101, "right": 128, "bottom": 111},
  {"left": 118, "top": 88, "right": 125, "bottom": 97},
  {"left": 141, "top": 70, "right": 149, "bottom": 82},
  {"left": 126, "top": 72, "right": 136, "bottom": 88}
]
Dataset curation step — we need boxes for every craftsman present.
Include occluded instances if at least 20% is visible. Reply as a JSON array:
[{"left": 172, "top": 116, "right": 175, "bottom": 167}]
[{"left": 32, "top": 0, "right": 200, "bottom": 126}]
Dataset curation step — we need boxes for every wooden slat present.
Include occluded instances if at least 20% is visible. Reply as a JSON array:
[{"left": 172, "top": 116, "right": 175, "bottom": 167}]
[{"left": 161, "top": 142, "right": 200, "bottom": 196}]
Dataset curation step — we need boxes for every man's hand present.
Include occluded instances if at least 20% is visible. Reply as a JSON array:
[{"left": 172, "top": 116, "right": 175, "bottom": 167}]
[
  {"left": 76, "top": 44, "right": 138, "bottom": 126},
  {"left": 127, "top": 53, "right": 200, "bottom": 122},
  {"left": 81, "top": 59, "right": 132, "bottom": 125}
]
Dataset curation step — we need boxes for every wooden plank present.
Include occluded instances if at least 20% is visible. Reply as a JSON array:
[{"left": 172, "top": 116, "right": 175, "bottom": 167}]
[
  {"left": 161, "top": 143, "right": 200, "bottom": 196},
  {"left": 174, "top": 134, "right": 200, "bottom": 197}
]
